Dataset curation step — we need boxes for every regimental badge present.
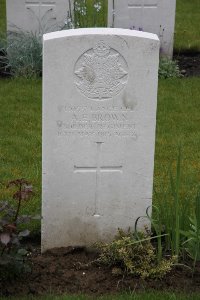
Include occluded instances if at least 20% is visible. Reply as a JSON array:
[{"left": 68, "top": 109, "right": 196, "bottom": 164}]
[{"left": 74, "top": 41, "right": 128, "bottom": 100}]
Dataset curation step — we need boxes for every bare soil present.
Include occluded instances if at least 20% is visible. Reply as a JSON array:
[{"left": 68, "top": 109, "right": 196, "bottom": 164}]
[
  {"left": 175, "top": 53, "right": 200, "bottom": 77},
  {"left": 1, "top": 245, "right": 200, "bottom": 297}
]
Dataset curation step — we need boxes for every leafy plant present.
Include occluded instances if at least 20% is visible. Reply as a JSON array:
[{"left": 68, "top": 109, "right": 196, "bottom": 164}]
[
  {"left": 169, "top": 145, "right": 182, "bottom": 259},
  {"left": 137, "top": 147, "right": 185, "bottom": 263},
  {"left": 0, "top": 32, "right": 42, "bottom": 78},
  {"left": 154, "top": 146, "right": 195, "bottom": 262},
  {"left": 73, "top": 0, "right": 107, "bottom": 28},
  {"left": 181, "top": 189, "right": 200, "bottom": 271},
  {"left": 0, "top": 179, "right": 38, "bottom": 280},
  {"left": 95, "top": 229, "right": 175, "bottom": 279},
  {"left": 159, "top": 57, "right": 182, "bottom": 79}
]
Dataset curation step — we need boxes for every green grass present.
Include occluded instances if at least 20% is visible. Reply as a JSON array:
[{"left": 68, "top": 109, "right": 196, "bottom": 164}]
[
  {"left": 1, "top": 293, "right": 200, "bottom": 300},
  {"left": 0, "top": 78, "right": 41, "bottom": 230},
  {"left": 154, "top": 78, "right": 200, "bottom": 201},
  {"left": 174, "top": 0, "right": 200, "bottom": 52},
  {"left": 0, "top": 77, "right": 200, "bottom": 229}
]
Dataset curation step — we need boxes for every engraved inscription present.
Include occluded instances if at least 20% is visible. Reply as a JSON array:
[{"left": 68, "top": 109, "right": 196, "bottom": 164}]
[
  {"left": 74, "top": 41, "right": 128, "bottom": 100},
  {"left": 74, "top": 142, "right": 123, "bottom": 217},
  {"left": 128, "top": 0, "right": 158, "bottom": 9},
  {"left": 57, "top": 107, "right": 137, "bottom": 140}
]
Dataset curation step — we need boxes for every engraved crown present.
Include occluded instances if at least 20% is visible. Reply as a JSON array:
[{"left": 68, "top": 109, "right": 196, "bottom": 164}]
[{"left": 93, "top": 41, "right": 110, "bottom": 57}]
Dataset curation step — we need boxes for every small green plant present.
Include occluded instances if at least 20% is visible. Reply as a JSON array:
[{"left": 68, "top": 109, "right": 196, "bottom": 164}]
[
  {"left": 72, "top": 0, "right": 107, "bottom": 28},
  {"left": 159, "top": 57, "right": 182, "bottom": 79},
  {"left": 169, "top": 145, "right": 182, "bottom": 259},
  {"left": 181, "top": 189, "right": 200, "bottom": 271},
  {"left": 0, "top": 179, "right": 38, "bottom": 280},
  {"left": 155, "top": 146, "right": 194, "bottom": 262},
  {"left": 95, "top": 229, "right": 175, "bottom": 279},
  {"left": 137, "top": 206, "right": 164, "bottom": 263},
  {"left": 0, "top": 32, "right": 42, "bottom": 78}
]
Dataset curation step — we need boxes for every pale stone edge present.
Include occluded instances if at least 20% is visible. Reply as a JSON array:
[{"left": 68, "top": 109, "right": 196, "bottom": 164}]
[{"left": 43, "top": 28, "right": 159, "bottom": 42}]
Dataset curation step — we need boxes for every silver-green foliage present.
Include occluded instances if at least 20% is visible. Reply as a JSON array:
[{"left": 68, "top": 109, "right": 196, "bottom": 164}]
[
  {"left": 5, "top": 32, "right": 42, "bottom": 78},
  {"left": 0, "top": 35, "right": 8, "bottom": 74},
  {"left": 159, "top": 58, "right": 182, "bottom": 79}
]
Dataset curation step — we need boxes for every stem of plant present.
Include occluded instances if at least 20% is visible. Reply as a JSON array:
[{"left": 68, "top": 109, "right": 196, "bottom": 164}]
[
  {"left": 68, "top": 0, "right": 72, "bottom": 21},
  {"left": 14, "top": 183, "right": 22, "bottom": 223},
  {"left": 175, "top": 145, "right": 181, "bottom": 260},
  {"left": 157, "top": 218, "right": 162, "bottom": 263}
]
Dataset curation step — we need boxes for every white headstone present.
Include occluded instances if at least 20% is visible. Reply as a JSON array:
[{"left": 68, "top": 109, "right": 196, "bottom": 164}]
[
  {"left": 6, "top": 0, "right": 72, "bottom": 34},
  {"left": 108, "top": 0, "right": 176, "bottom": 58},
  {"left": 42, "top": 28, "right": 159, "bottom": 252}
]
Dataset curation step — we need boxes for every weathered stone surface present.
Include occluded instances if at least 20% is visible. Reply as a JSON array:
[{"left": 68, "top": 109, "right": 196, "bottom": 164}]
[
  {"left": 6, "top": 0, "right": 72, "bottom": 34},
  {"left": 42, "top": 28, "right": 159, "bottom": 252},
  {"left": 108, "top": 0, "right": 176, "bottom": 57}
]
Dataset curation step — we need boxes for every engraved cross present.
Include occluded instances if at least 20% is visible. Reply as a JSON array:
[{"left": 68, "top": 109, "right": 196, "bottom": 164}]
[
  {"left": 74, "top": 142, "right": 123, "bottom": 217},
  {"left": 128, "top": 0, "right": 158, "bottom": 28}
]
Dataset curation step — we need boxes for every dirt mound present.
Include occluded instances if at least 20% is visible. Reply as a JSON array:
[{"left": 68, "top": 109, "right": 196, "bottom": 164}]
[{"left": 1, "top": 246, "right": 200, "bottom": 297}]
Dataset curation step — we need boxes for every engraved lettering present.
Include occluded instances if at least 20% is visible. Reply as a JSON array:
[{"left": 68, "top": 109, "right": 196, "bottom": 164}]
[{"left": 56, "top": 105, "right": 137, "bottom": 140}]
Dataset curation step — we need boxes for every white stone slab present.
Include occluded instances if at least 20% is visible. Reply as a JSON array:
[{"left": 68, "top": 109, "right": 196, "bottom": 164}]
[
  {"left": 6, "top": 0, "right": 72, "bottom": 34},
  {"left": 108, "top": 0, "right": 176, "bottom": 58},
  {"left": 42, "top": 28, "right": 159, "bottom": 252}
]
